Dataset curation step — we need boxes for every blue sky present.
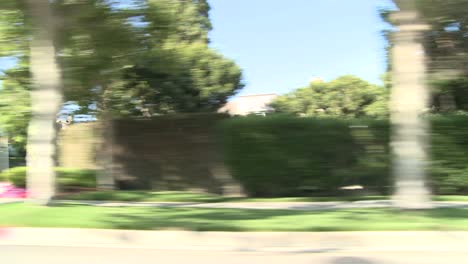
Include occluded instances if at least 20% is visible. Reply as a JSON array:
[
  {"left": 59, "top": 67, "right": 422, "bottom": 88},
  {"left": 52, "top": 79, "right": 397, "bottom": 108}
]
[
  {"left": 209, "top": 0, "right": 395, "bottom": 96},
  {"left": 1, "top": 0, "right": 395, "bottom": 98}
]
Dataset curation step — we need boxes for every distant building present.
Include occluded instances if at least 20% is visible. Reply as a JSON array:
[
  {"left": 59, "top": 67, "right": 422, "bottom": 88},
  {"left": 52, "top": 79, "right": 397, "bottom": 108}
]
[{"left": 218, "top": 93, "right": 278, "bottom": 116}]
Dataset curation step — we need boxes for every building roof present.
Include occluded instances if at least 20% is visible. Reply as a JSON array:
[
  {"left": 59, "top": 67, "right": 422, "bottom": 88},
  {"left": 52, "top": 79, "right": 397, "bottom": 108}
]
[{"left": 218, "top": 93, "right": 278, "bottom": 116}]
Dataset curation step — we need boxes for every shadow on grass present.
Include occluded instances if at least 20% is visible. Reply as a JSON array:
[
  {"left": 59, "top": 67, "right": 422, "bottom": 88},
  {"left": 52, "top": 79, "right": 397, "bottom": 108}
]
[
  {"left": 97, "top": 207, "right": 468, "bottom": 231},
  {"left": 13, "top": 203, "right": 468, "bottom": 231},
  {"left": 99, "top": 205, "right": 377, "bottom": 231},
  {"left": 55, "top": 191, "right": 230, "bottom": 203},
  {"left": 102, "top": 208, "right": 305, "bottom": 231},
  {"left": 427, "top": 207, "right": 468, "bottom": 218}
]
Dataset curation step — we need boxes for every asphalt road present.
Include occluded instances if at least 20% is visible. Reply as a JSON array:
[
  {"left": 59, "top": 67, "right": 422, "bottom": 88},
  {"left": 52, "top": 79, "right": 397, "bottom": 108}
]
[{"left": 2, "top": 245, "right": 467, "bottom": 264}]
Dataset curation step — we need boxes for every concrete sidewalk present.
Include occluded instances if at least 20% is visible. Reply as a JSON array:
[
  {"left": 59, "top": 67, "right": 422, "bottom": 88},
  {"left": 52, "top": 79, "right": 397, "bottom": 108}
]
[
  {"left": 52, "top": 200, "right": 468, "bottom": 210},
  {"left": 4, "top": 198, "right": 468, "bottom": 210},
  {"left": 1, "top": 228, "right": 468, "bottom": 253}
]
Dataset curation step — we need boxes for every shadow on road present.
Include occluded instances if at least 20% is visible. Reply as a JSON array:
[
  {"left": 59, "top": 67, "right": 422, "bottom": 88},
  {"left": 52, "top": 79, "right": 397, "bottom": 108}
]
[{"left": 332, "top": 256, "right": 374, "bottom": 264}]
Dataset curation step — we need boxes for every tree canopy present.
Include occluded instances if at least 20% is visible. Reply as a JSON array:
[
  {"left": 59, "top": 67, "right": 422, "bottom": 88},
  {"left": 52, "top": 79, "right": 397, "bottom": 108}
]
[
  {"left": 271, "top": 75, "right": 388, "bottom": 118},
  {"left": 383, "top": 0, "right": 468, "bottom": 112},
  {"left": 55, "top": 0, "right": 244, "bottom": 115},
  {"left": 0, "top": 0, "right": 244, "bottom": 153}
]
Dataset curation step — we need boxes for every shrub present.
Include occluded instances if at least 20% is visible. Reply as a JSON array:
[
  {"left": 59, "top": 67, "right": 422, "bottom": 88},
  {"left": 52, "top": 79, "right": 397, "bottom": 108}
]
[
  {"left": 219, "top": 114, "right": 468, "bottom": 196},
  {"left": 429, "top": 115, "right": 468, "bottom": 194},
  {"left": 0, "top": 171, "right": 6, "bottom": 182},
  {"left": 219, "top": 116, "right": 391, "bottom": 197},
  {"left": 0, "top": 167, "right": 97, "bottom": 190},
  {"left": 0, "top": 167, "right": 27, "bottom": 187},
  {"left": 55, "top": 168, "right": 97, "bottom": 190}
]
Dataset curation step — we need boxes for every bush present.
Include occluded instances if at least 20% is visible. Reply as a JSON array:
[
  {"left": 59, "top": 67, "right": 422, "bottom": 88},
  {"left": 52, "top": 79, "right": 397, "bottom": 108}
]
[
  {"left": 429, "top": 115, "right": 468, "bottom": 194},
  {"left": 1, "top": 167, "right": 27, "bottom": 187},
  {"left": 0, "top": 172, "right": 7, "bottom": 182},
  {"left": 219, "top": 115, "right": 468, "bottom": 197},
  {"left": 55, "top": 168, "right": 97, "bottom": 191},
  {"left": 219, "top": 116, "right": 391, "bottom": 197},
  {"left": 0, "top": 167, "right": 97, "bottom": 190}
]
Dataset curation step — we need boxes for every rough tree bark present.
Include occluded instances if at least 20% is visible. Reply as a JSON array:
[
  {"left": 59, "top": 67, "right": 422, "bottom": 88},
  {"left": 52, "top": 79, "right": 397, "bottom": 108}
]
[{"left": 25, "top": 0, "right": 62, "bottom": 204}]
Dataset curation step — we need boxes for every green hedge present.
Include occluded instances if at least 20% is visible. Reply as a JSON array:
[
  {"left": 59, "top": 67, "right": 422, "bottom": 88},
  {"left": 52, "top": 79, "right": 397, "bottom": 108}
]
[
  {"left": 219, "top": 115, "right": 391, "bottom": 197},
  {"left": 4, "top": 114, "right": 468, "bottom": 197},
  {"left": 219, "top": 115, "right": 468, "bottom": 197},
  {"left": 429, "top": 115, "right": 468, "bottom": 194},
  {"left": 0, "top": 167, "right": 97, "bottom": 190}
]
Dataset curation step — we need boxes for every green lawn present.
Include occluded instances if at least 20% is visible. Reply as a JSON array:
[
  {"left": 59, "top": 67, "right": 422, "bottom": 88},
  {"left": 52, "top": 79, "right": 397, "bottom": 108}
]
[
  {"left": 1, "top": 203, "right": 468, "bottom": 231},
  {"left": 55, "top": 190, "right": 468, "bottom": 203}
]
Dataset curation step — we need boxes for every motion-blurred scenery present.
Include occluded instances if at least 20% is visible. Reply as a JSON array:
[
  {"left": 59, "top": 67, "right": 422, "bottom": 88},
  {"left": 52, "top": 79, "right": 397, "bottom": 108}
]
[{"left": 1, "top": 0, "right": 468, "bottom": 263}]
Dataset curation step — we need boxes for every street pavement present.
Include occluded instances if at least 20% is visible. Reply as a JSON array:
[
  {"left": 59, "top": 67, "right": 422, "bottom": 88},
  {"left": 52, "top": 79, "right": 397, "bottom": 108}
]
[
  {"left": 2, "top": 245, "right": 468, "bottom": 264},
  {"left": 3, "top": 199, "right": 468, "bottom": 263},
  {"left": 1, "top": 229, "right": 468, "bottom": 263},
  {"left": 4, "top": 198, "right": 468, "bottom": 210}
]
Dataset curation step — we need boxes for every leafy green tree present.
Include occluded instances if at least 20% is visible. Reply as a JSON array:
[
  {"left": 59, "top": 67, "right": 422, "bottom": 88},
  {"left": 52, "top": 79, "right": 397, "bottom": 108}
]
[
  {"left": 0, "top": 63, "right": 30, "bottom": 156},
  {"left": 52, "top": 0, "right": 242, "bottom": 116},
  {"left": 414, "top": 0, "right": 468, "bottom": 77},
  {"left": 0, "top": 1, "right": 31, "bottom": 156},
  {"left": 271, "top": 75, "right": 388, "bottom": 118},
  {"left": 383, "top": 0, "right": 468, "bottom": 112},
  {"left": 113, "top": 42, "right": 244, "bottom": 115},
  {"left": 0, "top": 0, "right": 244, "bottom": 192},
  {"left": 52, "top": 0, "right": 243, "bottom": 187},
  {"left": 95, "top": 0, "right": 244, "bottom": 116}
]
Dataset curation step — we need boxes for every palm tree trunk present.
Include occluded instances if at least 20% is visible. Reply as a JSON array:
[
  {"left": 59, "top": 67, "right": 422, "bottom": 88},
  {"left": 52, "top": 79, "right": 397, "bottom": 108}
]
[
  {"left": 390, "top": 1, "right": 432, "bottom": 209},
  {"left": 25, "top": 0, "right": 62, "bottom": 204}
]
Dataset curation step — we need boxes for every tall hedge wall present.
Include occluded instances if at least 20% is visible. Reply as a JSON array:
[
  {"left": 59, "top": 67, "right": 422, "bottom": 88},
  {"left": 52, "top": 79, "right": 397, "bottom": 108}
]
[{"left": 219, "top": 115, "right": 468, "bottom": 197}]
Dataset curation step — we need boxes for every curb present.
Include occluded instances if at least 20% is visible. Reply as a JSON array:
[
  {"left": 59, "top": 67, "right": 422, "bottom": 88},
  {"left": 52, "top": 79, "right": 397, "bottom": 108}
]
[
  {"left": 50, "top": 200, "right": 468, "bottom": 210},
  {"left": 4, "top": 199, "right": 468, "bottom": 210}
]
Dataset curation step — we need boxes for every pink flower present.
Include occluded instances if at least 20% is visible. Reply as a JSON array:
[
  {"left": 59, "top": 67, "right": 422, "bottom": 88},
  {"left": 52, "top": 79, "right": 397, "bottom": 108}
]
[{"left": 0, "top": 182, "right": 27, "bottom": 198}]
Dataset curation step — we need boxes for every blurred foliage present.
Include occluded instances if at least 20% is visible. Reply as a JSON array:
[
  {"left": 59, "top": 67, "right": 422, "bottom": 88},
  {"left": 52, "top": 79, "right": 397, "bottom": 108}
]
[
  {"left": 0, "top": 166, "right": 96, "bottom": 190},
  {"left": 0, "top": 62, "right": 30, "bottom": 155},
  {"left": 430, "top": 77, "right": 468, "bottom": 111},
  {"left": 113, "top": 42, "right": 243, "bottom": 115},
  {"left": 0, "top": 0, "right": 243, "bottom": 153},
  {"left": 384, "top": 0, "right": 468, "bottom": 111},
  {"left": 219, "top": 115, "right": 468, "bottom": 197},
  {"left": 55, "top": 0, "right": 243, "bottom": 115},
  {"left": 429, "top": 114, "right": 468, "bottom": 194},
  {"left": 219, "top": 115, "right": 391, "bottom": 197},
  {"left": 416, "top": 0, "right": 468, "bottom": 112},
  {"left": 413, "top": 0, "right": 468, "bottom": 77},
  {"left": 4, "top": 203, "right": 468, "bottom": 231},
  {"left": 271, "top": 75, "right": 389, "bottom": 118},
  {"left": 0, "top": 0, "right": 30, "bottom": 155}
]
